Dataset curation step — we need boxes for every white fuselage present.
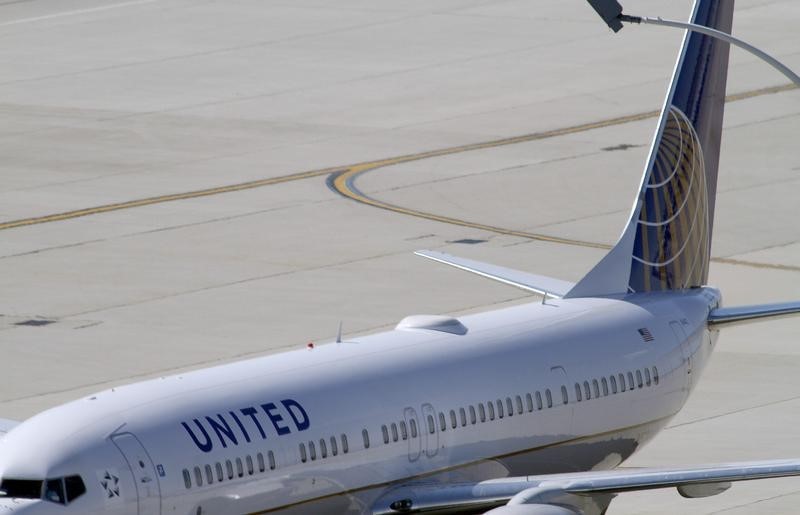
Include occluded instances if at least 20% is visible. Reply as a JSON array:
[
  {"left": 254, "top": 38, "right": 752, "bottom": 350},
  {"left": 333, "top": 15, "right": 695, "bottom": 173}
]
[{"left": 0, "top": 288, "right": 721, "bottom": 515}]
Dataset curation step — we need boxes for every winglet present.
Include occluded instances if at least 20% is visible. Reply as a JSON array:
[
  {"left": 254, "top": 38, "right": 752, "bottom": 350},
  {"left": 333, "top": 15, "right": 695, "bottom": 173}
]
[{"left": 415, "top": 250, "right": 574, "bottom": 298}]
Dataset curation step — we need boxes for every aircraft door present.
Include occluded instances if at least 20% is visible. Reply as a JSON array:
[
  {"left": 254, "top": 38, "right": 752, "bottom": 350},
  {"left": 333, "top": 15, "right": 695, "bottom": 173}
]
[
  {"left": 670, "top": 321, "right": 692, "bottom": 390},
  {"left": 403, "top": 407, "right": 421, "bottom": 462},
  {"left": 111, "top": 433, "right": 161, "bottom": 515},
  {"left": 550, "top": 366, "right": 573, "bottom": 433},
  {"left": 421, "top": 403, "right": 438, "bottom": 458}
]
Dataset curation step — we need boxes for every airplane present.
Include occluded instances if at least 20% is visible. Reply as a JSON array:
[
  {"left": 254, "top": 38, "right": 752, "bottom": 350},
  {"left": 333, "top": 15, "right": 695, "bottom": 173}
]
[{"left": 1, "top": 0, "right": 800, "bottom": 514}]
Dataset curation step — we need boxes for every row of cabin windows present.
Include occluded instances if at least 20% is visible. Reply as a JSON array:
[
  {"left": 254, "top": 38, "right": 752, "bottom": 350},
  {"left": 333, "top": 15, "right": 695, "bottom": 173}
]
[
  {"left": 373, "top": 391, "right": 564, "bottom": 446},
  {"left": 299, "top": 434, "right": 349, "bottom": 463},
  {"left": 287, "top": 366, "right": 662, "bottom": 470},
  {"left": 377, "top": 418, "right": 418, "bottom": 446},
  {"left": 182, "top": 451, "right": 275, "bottom": 489},
  {"left": 368, "top": 366, "right": 661, "bottom": 447},
  {"left": 574, "top": 367, "right": 659, "bottom": 402}
]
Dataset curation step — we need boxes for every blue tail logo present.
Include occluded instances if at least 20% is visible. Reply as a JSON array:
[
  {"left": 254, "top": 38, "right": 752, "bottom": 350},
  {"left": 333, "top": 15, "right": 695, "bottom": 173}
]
[
  {"left": 630, "top": 106, "right": 710, "bottom": 291},
  {"left": 566, "top": 0, "right": 733, "bottom": 298}
]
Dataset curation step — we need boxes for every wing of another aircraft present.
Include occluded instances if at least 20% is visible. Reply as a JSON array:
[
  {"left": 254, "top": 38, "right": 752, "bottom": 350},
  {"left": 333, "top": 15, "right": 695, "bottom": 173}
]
[
  {"left": 371, "top": 459, "right": 800, "bottom": 515},
  {"left": 415, "top": 250, "right": 575, "bottom": 298},
  {"left": 0, "top": 418, "right": 19, "bottom": 439}
]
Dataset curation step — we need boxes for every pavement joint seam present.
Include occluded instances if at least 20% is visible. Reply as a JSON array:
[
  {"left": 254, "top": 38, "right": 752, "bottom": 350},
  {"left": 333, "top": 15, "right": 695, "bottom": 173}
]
[{"left": 2, "top": 83, "right": 796, "bottom": 274}]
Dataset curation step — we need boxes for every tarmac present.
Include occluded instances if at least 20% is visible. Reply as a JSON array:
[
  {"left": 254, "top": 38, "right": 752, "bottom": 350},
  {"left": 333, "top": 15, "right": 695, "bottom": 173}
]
[{"left": 0, "top": 0, "right": 798, "bottom": 513}]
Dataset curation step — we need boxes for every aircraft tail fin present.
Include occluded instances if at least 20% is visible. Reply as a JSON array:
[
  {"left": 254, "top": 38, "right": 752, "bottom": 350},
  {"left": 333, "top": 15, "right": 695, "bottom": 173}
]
[{"left": 566, "top": 0, "right": 734, "bottom": 298}]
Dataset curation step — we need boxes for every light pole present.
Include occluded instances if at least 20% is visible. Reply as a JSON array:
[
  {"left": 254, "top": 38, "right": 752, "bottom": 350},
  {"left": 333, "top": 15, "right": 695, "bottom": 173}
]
[{"left": 586, "top": 0, "right": 800, "bottom": 87}]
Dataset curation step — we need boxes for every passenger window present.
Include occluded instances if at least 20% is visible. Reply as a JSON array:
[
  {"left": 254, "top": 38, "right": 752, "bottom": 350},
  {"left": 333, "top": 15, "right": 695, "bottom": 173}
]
[
  {"left": 268, "top": 450, "right": 277, "bottom": 470},
  {"left": 610, "top": 375, "right": 618, "bottom": 394},
  {"left": 459, "top": 408, "right": 467, "bottom": 427},
  {"left": 64, "top": 476, "right": 86, "bottom": 503},
  {"left": 427, "top": 414, "right": 435, "bottom": 434},
  {"left": 382, "top": 425, "right": 390, "bottom": 444},
  {"left": 535, "top": 391, "right": 543, "bottom": 410},
  {"left": 636, "top": 370, "right": 643, "bottom": 388},
  {"left": 246, "top": 455, "right": 254, "bottom": 475},
  {"left": 506, "top": 397, "right": 514, "bottom": 417},
  {"left": 226, "top": 460, "right": 234, "bottom": 479},
  {"left": 194, "top": 466, "right": 203, "bottom": 487},
  {"left": 391, "top": 423, "right": 399, "bottom": 441},
  {"left": 236, "top": 457, "right": 244, "bottom": 477},
  {"left": 183, "top": 469, "right": 191, "bottom": 489},
  {"left": 438, "top": 412, "right": 446, "bottom": 431},
  {"left": 526, "top": 393, "right": 534, "bottom": 412},
  {"left": 592, "top": 379, "right": 600, "bottom": 398},
  {"left": 450, "top": 410, "right": 457, "bottom": 429},
  {"left": 515, "top": 395, "right": 523, "bottom": 414},
  {"left": 320, "top": 438, "right": 328, "bottom": 458},
  {"left": 619, "top": 373, "right": 626, "bottom": 392},
  {"left": 627, "top": 371, "right": 635, "bottom": 388},
  {"left": 400, "top": 421, "right": 408, "bottom": 440},
  {"left": 257, "top": 453, "right": 265, "bottom": 473},
  {"left": 583, "top": 381, "right": 591, "bottom": 400},
  {"left": 561, "top": 385, "right": 568, "bottom": 405},
  {"left": 496, "top": 400, "right": 504, "bottom": 419},
  {"left": 645, "top": 367, "right": 652, "bottom": 386},
  {"left": 410, "top": 419, "right": 418, "bottom": 438},
  {"left": 299, "top": 443, "right": 307, "bottom": 463},
  {"left": 215, "top": 463, "right": 223, "bottom": 482},
  {"left": 309, "top": 441, "right": 317, "bottom": 461},
  {"left": 469, "top": 405, "right": 477, "bottom": 425},
  {"left": 362, "top": 429, "right": 370, "bottom": 449},
  {"left": 601, "top": 377, "right": 609, "bottom": 396},
  {"left": 488, "top": 401, "right": 495, "bottom": 420},
  {"left": 205, "top": 464, "right": 214, "bottom": 484},
  {"left": 331, "top": 435, "right": 339, "bottom": 455},
  {"left": 545, "top": 389, "right": 553, "bottom": 408},
  {"left": 341, "top": 434, "right": 349, "bottom": 454},
  {"left": 574, "top": 383, "right": 582, "bottom": 401},
  {"left": 652, "top": 367, "right": 659, "bottom": 385}
]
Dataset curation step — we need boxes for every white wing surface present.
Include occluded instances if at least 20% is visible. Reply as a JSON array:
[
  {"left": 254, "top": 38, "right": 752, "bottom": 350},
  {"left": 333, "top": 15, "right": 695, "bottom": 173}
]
[{"left": 371, "top": 459, "right": 800, "bottom": 514}]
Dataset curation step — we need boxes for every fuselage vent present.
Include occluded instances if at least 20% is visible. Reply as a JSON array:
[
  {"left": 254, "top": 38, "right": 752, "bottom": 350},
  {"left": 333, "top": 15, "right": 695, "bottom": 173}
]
[{"left": 395, "top": 315, "right": 468, "bottom": 335}]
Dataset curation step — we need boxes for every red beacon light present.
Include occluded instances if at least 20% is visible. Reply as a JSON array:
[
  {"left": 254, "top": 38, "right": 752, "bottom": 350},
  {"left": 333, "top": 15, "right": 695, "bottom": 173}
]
[{"left": 307, "top": 342, "right": 315, "bottom": 350}]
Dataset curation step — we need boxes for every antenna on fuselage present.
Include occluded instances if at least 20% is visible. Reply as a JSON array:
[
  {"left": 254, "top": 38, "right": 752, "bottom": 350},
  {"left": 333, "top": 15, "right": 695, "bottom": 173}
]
[{"left": 336, "top": 321, "right": 343, "bottom": 343}]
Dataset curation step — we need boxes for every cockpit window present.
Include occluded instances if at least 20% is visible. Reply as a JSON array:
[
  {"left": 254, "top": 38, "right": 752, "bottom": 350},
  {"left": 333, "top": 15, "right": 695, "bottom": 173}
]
[
  {"left": 64, "top": 475, "right": 86, "bottom": 503},
  {"left": 0, "top": 479, "right": 43, "bottom": 499},
  {"left": 0, "top": 475, "right": 85, "bottom": 505},
  {"left": 44, "top": 479, "right": 65, "bottom": 504}
]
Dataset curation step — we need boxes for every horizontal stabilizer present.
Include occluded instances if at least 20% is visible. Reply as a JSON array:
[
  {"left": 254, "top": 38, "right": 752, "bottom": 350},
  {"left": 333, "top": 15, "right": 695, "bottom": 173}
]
[
  {"left": 415, "top": 250, "right": 574, "bottom": 298},
  {"left": 708, "top": 301, "right": 800, "bottom": 329}
]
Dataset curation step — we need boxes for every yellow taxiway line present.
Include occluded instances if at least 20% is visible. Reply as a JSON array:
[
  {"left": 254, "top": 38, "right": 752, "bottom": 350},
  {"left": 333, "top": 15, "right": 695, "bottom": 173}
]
[{"left": 1, "top": 83, "right": 796, "bottom": 273}]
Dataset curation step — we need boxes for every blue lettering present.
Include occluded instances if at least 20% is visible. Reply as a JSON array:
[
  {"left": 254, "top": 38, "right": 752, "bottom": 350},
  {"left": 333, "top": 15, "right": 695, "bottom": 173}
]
[
  {"left": 229, "top": 410, "right": 251, "bottom": 443},
  {"left": 281, "top": 399, "right": 310, "bottom": 432},
  {"left": 240, "top": 407, "right": 267, "bottom": 439},
  {"left": 261, "top": 403, "right": 291, "bottom": 435},
  {"left": 206, "top": 414, "right": 239, "bottom": 448},
  {"left": 181, "top": 419, "right": 213, "bottom": 453}
]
